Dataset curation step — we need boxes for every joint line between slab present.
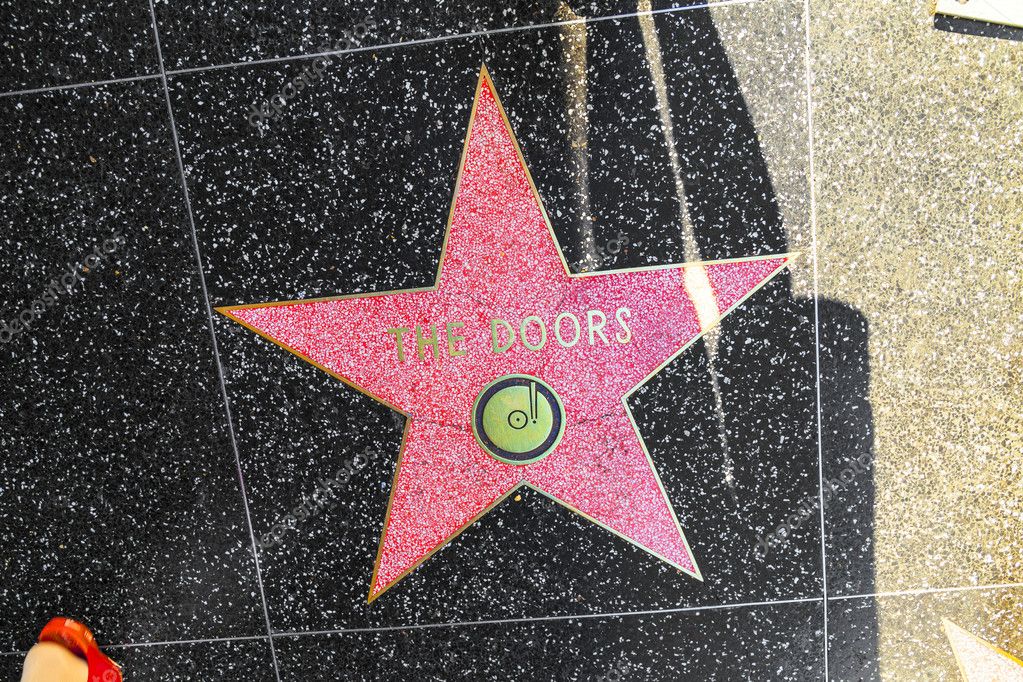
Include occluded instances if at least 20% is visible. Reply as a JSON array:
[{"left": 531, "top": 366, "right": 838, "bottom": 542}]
[
  {"left": 0, "top": 0, "right": 767, "bottom": 98},
  {"left": 144, "top": 2, "right": 282, "bottom": 680},
  {"left": 271, "top": 596, "right": 823, "bottom": 639},
  {"left": 801, "top": 0, "right": 829, "bottom": 677}
]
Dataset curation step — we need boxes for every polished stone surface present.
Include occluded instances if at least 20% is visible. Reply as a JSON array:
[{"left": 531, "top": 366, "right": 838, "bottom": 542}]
[
  {"left": 275, "top": 601, "right": 824, "bottom": 681},
  {"left": 0, "top": 81, "right": 267, "bottom": 652},
  {"left": 810, "top": 1, "right": 1023, "bottom": 678},
  {"left": 812, "top": 0, "right": 1023, "bottom": 598},
  {"left": 174, "top": 1, "right": 819, "bottom": 632},
  {"left": 153, "top": 0, "right": 718, "bottom": 71},
  {"left": 0, "top": 654, "right": 20, "bottom": 679},
  {"left": 2, "top": 0, "right": 1021, "bottom": 679},
  {"left": 0, "top": 1, "right": 159, "bottom": 92},
  {"left": 0, "top": 640, "right": 276, "bottom": 682},
  {"left": 106, "top": 639, "right": 277, "bottom": 682},
  {"left": 830, "top": 587, "right": 1023, "bottom": 681}
]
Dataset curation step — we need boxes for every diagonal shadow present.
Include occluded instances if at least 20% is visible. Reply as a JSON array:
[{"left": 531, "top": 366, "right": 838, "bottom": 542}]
[{"left": 546, "top": 3, "right": 879, "bottom": 677}]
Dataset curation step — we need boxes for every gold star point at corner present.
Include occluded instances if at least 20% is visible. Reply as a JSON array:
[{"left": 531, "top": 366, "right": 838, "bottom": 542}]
[
  {"left": 943, "top": 619, "right": 1023, "bottom": 682},
  {"left": 217, "top": 65, "right": 797, "bottom": 603}
]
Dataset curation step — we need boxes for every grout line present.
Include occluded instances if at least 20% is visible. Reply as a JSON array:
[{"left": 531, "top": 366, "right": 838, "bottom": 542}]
[
  {"left": 5, "top": 581, "right": 1022, "bottom": 657},
  {"left": 0, "top": 634, "right": 271, "bottom": 658},
  {"left": 144, "top": 2, "right": 283, "bottom": 681},
  {"left": 801, "top": 0, "right": 829, "bottom": 678},
  {"left": 271, "top": 596, "right": 823, "bottom": 639},
  {"left": 163, "top": 0, "right": 763, "bottom": 77},
  {"left": 0, "top": 596, "right": 824, "bottom": 656},
  {"left": 0, "top": 596, "right": 819, "bottom": 657},
  {"left": 0, "top": 73, "right": 162, "bottom": 99},
  {"left": 104, "top": 634, "right": 270, "bottom": 651},
  {"left": 0, "top": 0, "right": 764, "bottom": 100},
  {"left": 831, "top": 582, "right": 1023, "bottom": 602}
]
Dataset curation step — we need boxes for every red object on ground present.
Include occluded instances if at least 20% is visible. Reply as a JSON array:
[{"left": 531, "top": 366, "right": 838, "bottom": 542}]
[{"left": 37, "top": 617, "right": 122, "bottom": 682}]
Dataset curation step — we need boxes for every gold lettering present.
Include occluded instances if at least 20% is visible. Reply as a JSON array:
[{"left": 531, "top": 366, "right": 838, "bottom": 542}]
[
  {"left": 614, "top": 306, "right": 632, "bottom": 344},
  {"left": 554, "top": 312, "right": 581, "bottom": 347},
  {"left": 416, "top": 324, "right": 439, "bottom": 359},
  {"left": 446, "top": 321, "right": 466, "bottom": 357},
  {"left": 520, "top": 315, "right": 547, "bottom": 351},
  {"left": 491, "top": 318, "right": 515, "bottom": 353},
  {"left": 587, "top": 310, "right": 609, "bottom": 345},
  {"left": 385, "top": 327, "right": 410, "bottom": 362}
]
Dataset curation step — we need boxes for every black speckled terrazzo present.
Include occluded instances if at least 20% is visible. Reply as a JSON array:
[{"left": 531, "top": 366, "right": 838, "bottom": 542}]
[
  {"left": 273, "top": 601, "right": 825, "bottom": 681},
  {"left": 0, "top": 1, "right": 159, "bottom": 92},
  {"left": 0, "top": 81, "right": 265, "bottom": 651},
  {"left": 1, "top": 640, "right": 277, "bottom": 681},
  {"left": 2, "top": 638, "right": 276, "bottom": 682},
  {"left": 2, "top": 1, "right": 831, "bottom": 677},
  {"left": 19, "top": 0, "right": 1019, "bottom": 679},
  {"left": 152, "top": 0, "right": 713, "bottom": 72},
  {"left": 0, "top": 654, "right": 22, "bottom": 680},
  {"left": 172, "top": 4, "right": 821, "bottom": 634},
  {"left": 107, "top": 638, "right": 278, "bottom": 682}
]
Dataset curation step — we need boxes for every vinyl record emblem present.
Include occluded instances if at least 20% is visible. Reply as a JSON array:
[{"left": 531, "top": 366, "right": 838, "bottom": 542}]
[{"left": 472, "top": 374, "right": 565, "bottom": 465}]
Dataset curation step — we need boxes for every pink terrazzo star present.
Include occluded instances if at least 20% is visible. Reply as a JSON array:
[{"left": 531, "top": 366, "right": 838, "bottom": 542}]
[{"left": 219, "top": 66, "right": 795, "bottom": 602}]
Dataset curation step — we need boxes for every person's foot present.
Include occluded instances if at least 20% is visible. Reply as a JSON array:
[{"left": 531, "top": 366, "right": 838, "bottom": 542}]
[
  {"left": 21, "top": 642, "right": 88, "bottom": 682},
  {"left": 24, "top": 618, "right": 122, "bottom": 682}
]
